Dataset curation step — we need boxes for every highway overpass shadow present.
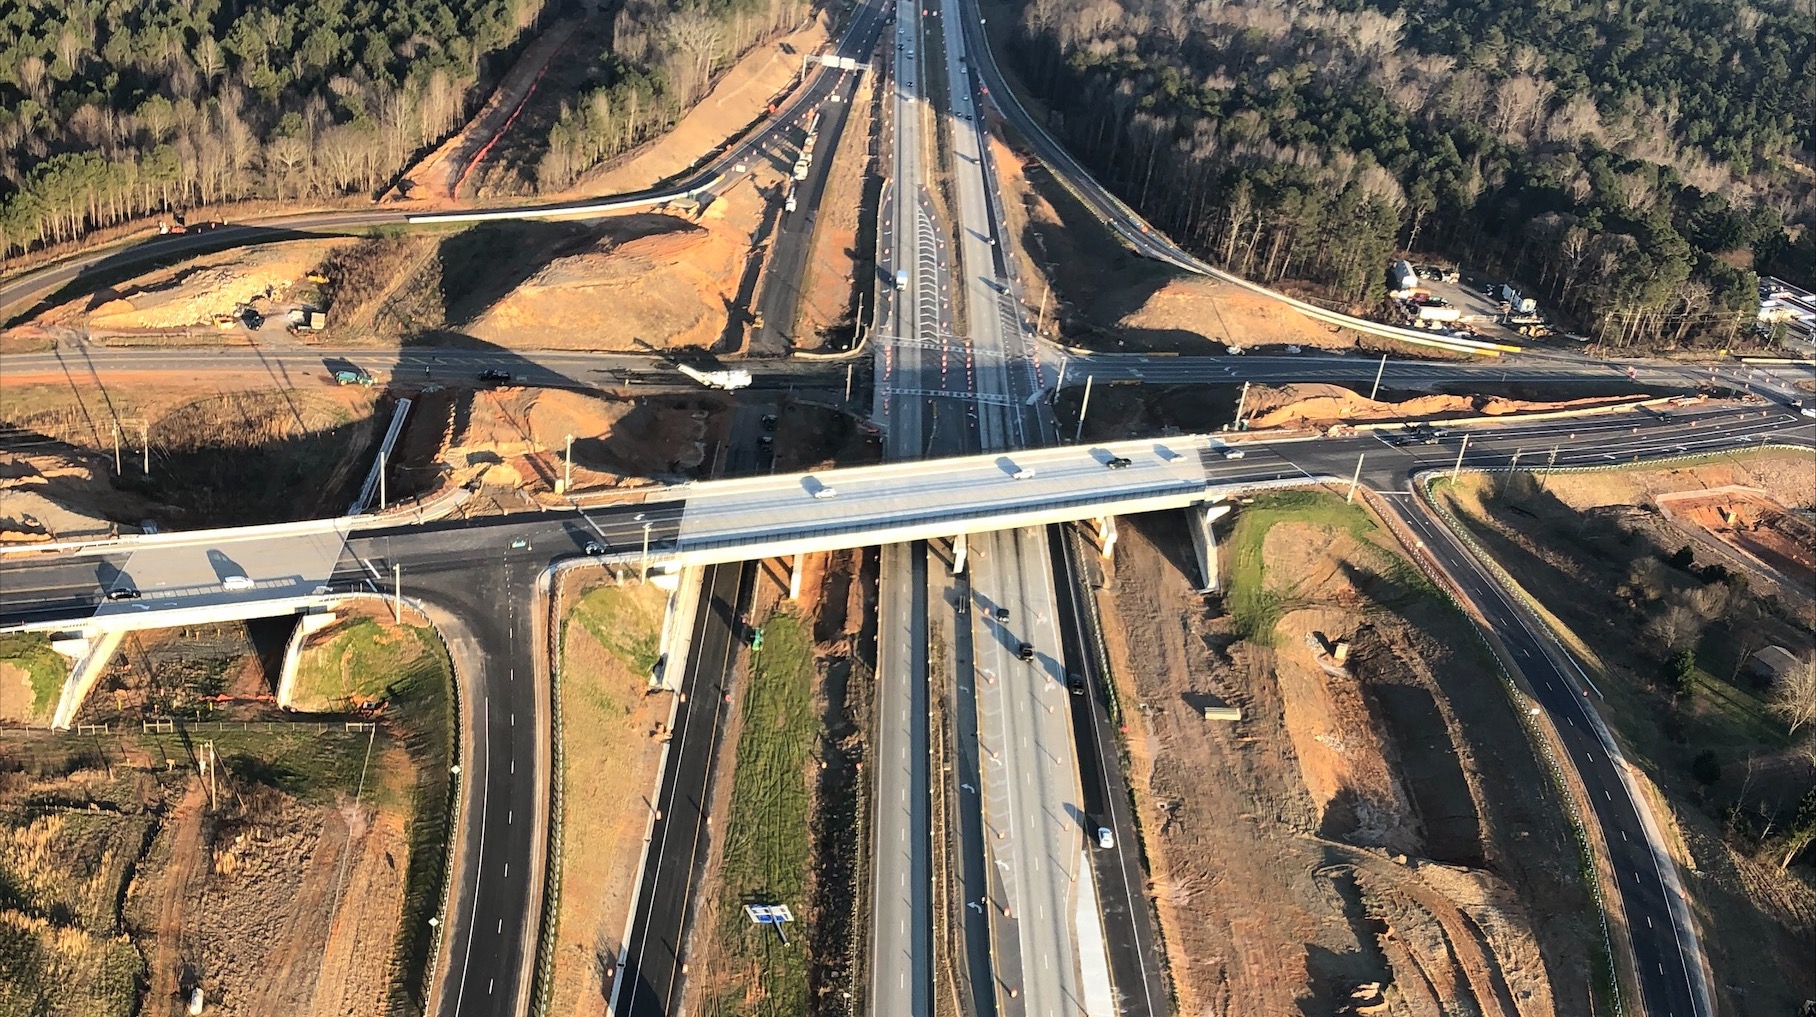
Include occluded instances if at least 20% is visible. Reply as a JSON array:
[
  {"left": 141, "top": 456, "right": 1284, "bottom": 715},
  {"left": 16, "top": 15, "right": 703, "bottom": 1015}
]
[
  {"left": 1119, "top": 512, "right": 1205, "bottom": 593},
  {"left": 1008, "top": 159, "right": 1192, "bottom": 352}
]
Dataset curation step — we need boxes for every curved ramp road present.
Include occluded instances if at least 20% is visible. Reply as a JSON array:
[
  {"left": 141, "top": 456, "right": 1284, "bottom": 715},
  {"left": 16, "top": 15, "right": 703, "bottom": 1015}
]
[{"left": 0, "top": 0, "right": 889, "bottom": 325}]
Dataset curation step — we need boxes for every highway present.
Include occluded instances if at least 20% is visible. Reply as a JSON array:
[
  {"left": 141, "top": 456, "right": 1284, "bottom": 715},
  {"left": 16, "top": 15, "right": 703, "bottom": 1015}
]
[
  {"left": 1048, "top": 527, "right": 1169, "bottom": 1016},
  {"left": 867, "top": 0, "right": 942, "bottom": 1013},
  {"left": 926, "top": 0, "right": 1110, "bottom": 1012}
]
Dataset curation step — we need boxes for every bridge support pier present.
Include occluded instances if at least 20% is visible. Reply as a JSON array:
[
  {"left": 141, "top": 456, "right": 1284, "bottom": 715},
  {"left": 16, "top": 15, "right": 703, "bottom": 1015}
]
[
  {"left": 1094, "top": 516, "right": 1118, "bottom": 559},
  {"left": 789, "top": 554, "right": 804, "bottom": 601},
  {"left": 951, "top": 533, "right": 968, "bottom": 574},
  {"left": 1188, "top": 502, "right": 1232, "bottom": 593}
]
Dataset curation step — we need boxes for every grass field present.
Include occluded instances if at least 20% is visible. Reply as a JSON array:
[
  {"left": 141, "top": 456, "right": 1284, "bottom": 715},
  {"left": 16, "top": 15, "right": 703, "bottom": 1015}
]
[
  {"left": 291, "top": 613, "right": 444, "bottom": 712},
  {"left": 568, "top": 584, "right": 665, "bottom": 676},
  {"left": 705, "top": 613, "right": 818, "bottom": 1017},
  {"left": 1225, "top": 489, "right": 1431, "bottom": 642},
  {"left": 0, "top": 632, "right": 66, "bottom": 720}
]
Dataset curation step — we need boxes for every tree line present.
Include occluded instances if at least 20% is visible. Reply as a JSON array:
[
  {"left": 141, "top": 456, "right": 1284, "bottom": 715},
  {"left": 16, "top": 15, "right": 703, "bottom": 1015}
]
[
  {"left": 1005, "top": 0, "right": 1816, "bottom": 349},
  {"left": 532, "top": 0, "right": 812, "bottom": 192},
  {"left": 0, "top": 0, "right": 811, "bottom": 259}
]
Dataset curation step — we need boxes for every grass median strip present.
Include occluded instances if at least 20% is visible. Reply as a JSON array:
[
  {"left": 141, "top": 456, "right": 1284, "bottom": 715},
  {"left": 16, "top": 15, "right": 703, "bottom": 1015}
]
[{"left": 705, "top": 612, "right": 817, "bottom": 1016}]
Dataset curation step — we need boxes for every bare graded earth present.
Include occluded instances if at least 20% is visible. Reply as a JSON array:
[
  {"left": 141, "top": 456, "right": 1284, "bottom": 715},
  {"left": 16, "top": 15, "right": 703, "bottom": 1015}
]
[
  {"left": 1436, "top": 458, "right": 1816, "bottom": 1014},
  {"left": 563, "top": 17, "right": 831, "bottom": 198},
  {"left": 383, "top": 385, "right": 729, "bottom": 516},
  {"left": 0, "top": 723, "right": 423, "bottom": 1017},
  {"left": 1092, "top": 495, "right": 1600, "bottom": 1015},
  {"left": 0, "top": 381, "right": 380, "bottom": 541}
]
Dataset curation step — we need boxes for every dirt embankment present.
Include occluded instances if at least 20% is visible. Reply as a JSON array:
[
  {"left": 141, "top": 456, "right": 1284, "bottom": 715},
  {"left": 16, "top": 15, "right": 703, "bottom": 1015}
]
[
  {"left": 385, "top": 386, "right": 729, "bottom": 513},
  {"left": 465, "top": 214, "right": 746, "bottom": 351},
  {"left": 389, "top": 19, "right": 585, "bottom": 204},
  {"left": 1093, "top": 497, "right": 1598, "bottom": 1014},
  {"left": 1241, "top": 382, "right": 1648, "bottom": 430},
  {"left": 564, "top": 17, "right": 831, "bottom": 197},
  {"left": 1, "top": 382, "right": 381, "bottom": 542},
  {"left": 19, "top": 241, "right": 349, "bottom": 339},
  {"left": 987, "top": 133, "right": 1362, "bottom": 354}
]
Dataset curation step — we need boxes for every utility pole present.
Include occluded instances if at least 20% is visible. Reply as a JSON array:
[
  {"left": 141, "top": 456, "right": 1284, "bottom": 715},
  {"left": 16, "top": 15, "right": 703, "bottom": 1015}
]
[
  {"left": 1053, "top": 356, "right": 1068, "bottom": 398},
  {"left": 1346, "top": 453, "right": 1365, "bottom": 503},
  {"left": 845, "top": 363, "right": 854, "bottom": 403},
  {"left": 640, "top": 522, "right": 653, "bottom": 583},
  {"left": 1234, "top": 381, "right": 1251, "bottom": 429},
  {"left": 379, "top": 457, "right": 387, "bottom": 512},
  {"left": 392, "top": 563, "right": 402, "bottom": 624},
  {"left": 564, "top": 433, "right": 575, "bottom": 495},
  {"left": 1036, "top": 285, "right": 1050, "bottom": 336},
  {"left": 112, "top": 424, "right": 121, "bottom": 475},
  {"left": 199, "top": 741, "right": 216, "bottom": 810},
  {"left": 1073, "top": 375, "right": 1094, "bottom": 443},
  {"left": 141, "top": 422, "right": 150, "bottom": 476},
  {"left": 1450, "top": 434, "right": 1470, "bottom": 481},
  {"left": 1369, "top": 355, "right": 1387, "bottom": 402}
]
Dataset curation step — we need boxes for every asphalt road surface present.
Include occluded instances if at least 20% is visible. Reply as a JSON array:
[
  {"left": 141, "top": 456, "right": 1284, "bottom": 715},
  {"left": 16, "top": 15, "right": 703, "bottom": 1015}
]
[
  {"left": 613, "top": 559, "right": 752, "bottom": 1017},
  {"left": 1389, "top": 496, "right": 1711, "bottom": 1016},
  {"left": 748, "top": 0, "right": 883, "bottom": 357},
  {"left": 1049, "top": 526, "right": 1168, "bottom": 1016}
]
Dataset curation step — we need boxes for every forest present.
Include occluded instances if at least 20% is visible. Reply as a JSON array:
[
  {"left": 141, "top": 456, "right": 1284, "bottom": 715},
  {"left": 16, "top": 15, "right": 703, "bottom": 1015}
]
[
  {"left": 0, "top": 0, "right": 810, "bottom": 259},
  {"left": 1003, "top": 0, "right": 1816, "bottom": 348}
]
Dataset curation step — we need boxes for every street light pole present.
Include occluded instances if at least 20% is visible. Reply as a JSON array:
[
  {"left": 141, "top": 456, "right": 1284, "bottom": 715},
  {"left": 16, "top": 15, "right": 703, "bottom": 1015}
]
[
  {"left": 392, "top": 563, "right": 402, "bottom": 624},
  {"left": 1369, "top": 355, "right": 1387, "bottom": 402},
  {"left": 1073, "top": 375, "right": 1094, "bottom": 443},
  {"left": 564, "top": 433, "right": 574, "bottom": 495},
  {"left": 640, "top": 522, "right": 653, "bottom": 582},
  {"left": 1346, "top": 453, "right": 1365, "bottom": 503},
  {"left": 1451, "top": 434, "right": 1470, "bottom": 481}
]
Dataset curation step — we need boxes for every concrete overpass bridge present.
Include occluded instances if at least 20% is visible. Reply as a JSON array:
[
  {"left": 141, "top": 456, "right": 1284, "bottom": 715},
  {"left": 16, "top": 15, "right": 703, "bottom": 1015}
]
[{"left": 0, "top": 434, "right": 1260, "bottom": 645}]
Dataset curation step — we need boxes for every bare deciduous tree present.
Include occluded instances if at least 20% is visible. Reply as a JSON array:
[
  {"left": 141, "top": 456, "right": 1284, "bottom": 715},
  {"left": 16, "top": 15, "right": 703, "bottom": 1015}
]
[{"left": 1772, "top": 652, "right": 1816, "bottom": 735}]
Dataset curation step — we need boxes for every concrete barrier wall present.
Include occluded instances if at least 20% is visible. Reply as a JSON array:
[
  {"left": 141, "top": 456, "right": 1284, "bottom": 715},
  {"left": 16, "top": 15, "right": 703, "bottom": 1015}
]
[
  {"left": 276, "top": 611, "right": 340, "bottom": 709},
  {"left": 49, "top": 629, "right": 124, "bottom": 730}
]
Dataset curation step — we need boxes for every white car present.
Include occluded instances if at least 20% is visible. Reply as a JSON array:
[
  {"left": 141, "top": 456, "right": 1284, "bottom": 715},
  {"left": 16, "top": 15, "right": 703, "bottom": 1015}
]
[
  {"left": 222, "top": 575, "right": 254, "bottom": 591},
  {"left": 1097, "top": 827, "right": 1115, "bottom": 850},
  {"left": 1012, "top": 467, "right": 1035, "bottom": 480},
  {"left": 812, "top": 484, "right": 838, "bottom": 500},
  {"left": 1222, "top": 448, "right": 1246, "bottom": 460}
]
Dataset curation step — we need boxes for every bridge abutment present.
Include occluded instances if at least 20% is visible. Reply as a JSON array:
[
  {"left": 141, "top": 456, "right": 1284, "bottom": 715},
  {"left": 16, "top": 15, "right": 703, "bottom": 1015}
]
[{"left": 1188, "top": 502, "right": 1232, "bottom": 593}]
